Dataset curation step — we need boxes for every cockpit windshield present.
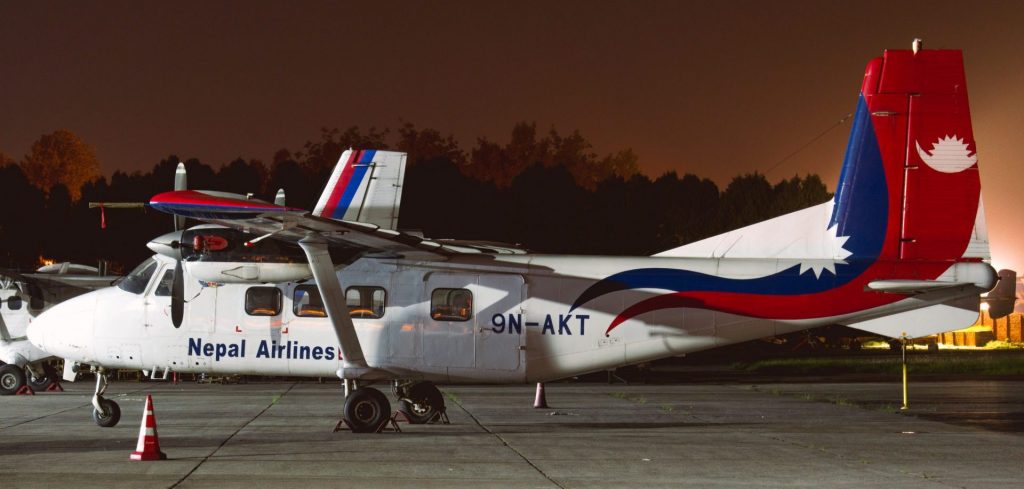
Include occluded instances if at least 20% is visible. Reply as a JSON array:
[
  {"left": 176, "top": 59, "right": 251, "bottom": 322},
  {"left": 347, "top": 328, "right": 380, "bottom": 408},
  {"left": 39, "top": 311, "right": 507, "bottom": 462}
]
[{"left": 116, "top": 258, "right": 159, "bottom": 295}]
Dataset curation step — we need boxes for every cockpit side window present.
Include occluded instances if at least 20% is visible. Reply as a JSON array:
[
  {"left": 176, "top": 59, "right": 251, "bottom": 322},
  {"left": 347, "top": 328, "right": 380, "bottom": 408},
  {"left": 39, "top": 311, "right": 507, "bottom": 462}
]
[
  {"left": 154, "top": 269, "right": 174, "bottom": 297},
  {"left": 117, "top": 258, "right": 159, "bottom": 295}
]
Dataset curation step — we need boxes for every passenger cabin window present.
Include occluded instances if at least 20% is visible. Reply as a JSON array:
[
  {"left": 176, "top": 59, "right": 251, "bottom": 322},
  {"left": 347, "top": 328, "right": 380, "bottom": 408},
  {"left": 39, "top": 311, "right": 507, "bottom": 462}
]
[
  {"left": 245, "top": 287, "right": 281, "bottom": 316},
  {"left": 346, "top": 286, "right": 386, "bottom": 319},
  {"left": 430, "top": 288, "right": 472, "bottom": 322},
  {"left": 7, "top": 296, "right": 22, "bottom": 310},
  {"left": 293, "top": 285, "right": 326, "bottom": 317},
  {"left": 117, "top": 258, "right": 158, "bottom": 295},
  {"left": 154, "top": 269, "right": 174, "bottom": 297}
]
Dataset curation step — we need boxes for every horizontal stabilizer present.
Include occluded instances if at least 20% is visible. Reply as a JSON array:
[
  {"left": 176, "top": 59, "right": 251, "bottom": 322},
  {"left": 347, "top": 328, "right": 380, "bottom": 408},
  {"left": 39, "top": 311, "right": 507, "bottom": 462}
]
[{"left": 844, "top": 299, "right": 979, "bottom": 339}]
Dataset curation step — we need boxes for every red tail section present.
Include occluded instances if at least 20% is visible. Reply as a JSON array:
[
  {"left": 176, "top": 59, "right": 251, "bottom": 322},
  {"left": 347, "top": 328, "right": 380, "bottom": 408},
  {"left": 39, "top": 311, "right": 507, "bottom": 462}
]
[{"left": 862, "top": 49, "right": 982, "bottom": 263}]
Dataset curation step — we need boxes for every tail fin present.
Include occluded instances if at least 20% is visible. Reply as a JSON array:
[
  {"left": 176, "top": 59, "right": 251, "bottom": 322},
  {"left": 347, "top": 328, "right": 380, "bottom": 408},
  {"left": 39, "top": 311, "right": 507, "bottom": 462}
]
[
  {"left": 312, "top": 149, "right": 407, "bottom": 230},
  {"left": 658, "top": 46, "right": 986, "bottom": 267},
  {"left": 833, "top": 47, "right": 985, "bottom": 264}
]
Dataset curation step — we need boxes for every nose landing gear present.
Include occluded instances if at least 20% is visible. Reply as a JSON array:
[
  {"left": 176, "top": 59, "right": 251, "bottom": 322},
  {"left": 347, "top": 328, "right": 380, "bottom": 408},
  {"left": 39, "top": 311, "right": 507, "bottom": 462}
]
[{"left": 91, "top": 370, "right": 120, "bottom": 427}]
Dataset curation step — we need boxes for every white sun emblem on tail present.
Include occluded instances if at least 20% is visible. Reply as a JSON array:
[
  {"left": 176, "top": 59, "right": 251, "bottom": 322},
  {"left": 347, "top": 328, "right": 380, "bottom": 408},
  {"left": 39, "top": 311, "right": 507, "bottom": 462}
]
[
  {"left": 915, "top": 135, "right": 977, "bottom": 173},
  {"left": 798, "top": 224, "right": 853, "bottom": 279}
]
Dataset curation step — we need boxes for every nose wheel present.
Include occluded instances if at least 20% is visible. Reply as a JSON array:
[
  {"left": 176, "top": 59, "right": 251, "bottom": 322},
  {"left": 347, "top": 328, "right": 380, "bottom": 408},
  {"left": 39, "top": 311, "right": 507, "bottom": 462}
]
[{"left": 91, "top": 370, "right": 121, "bottom": 427}]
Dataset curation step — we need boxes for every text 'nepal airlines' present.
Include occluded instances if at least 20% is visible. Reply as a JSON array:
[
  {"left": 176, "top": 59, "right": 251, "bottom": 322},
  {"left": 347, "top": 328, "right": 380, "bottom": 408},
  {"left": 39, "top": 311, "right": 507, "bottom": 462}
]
[{"left": 28, "top": 44, "right": 1006, "bottom": 432}]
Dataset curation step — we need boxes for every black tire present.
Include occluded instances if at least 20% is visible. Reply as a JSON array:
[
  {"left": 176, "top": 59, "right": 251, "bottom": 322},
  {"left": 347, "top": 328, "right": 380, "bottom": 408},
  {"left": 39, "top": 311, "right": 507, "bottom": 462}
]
[
  {"left": 343, "top": 387, "right": 390, "bottom": 433},
  {"left": 93, "top": 398, "right": 121, "bottom": 427},
  {"left": 398, "top": 381, "right": 445, "bottom": 424},
  {"left": 26, "top": 363, "right": 58, "bottom": 391},
  {"left": 0, "top": 364, "right": 27, "bottom": 395}
]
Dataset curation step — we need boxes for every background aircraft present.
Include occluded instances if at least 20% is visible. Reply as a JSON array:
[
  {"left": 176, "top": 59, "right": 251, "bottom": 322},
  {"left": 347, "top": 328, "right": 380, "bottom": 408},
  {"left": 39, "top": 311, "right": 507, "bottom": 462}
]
[
  {"left": 1, "top": 262, "right": 118, "bottom": 394},
  {"left": 29, "top": 44, "right": 1012, "bottom": 432}
]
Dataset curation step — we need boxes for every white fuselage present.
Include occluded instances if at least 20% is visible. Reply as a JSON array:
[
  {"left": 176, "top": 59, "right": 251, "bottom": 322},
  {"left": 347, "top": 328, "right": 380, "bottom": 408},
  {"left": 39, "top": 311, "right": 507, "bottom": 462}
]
[{"left": 30, "top": 253, "right": 985, "bottom": 383}]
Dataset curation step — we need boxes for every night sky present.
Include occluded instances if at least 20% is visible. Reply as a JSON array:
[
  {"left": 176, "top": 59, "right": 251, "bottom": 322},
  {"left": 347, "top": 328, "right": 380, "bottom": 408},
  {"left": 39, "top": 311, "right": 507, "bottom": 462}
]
[{"left": 2, "top": 1, "right": 1022, "bottom": 272}]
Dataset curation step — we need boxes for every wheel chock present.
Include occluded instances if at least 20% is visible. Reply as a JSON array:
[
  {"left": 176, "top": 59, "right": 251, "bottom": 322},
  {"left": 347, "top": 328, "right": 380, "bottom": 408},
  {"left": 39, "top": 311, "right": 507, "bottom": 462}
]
[
  {"left": 46, "top": 382, "right": 64, "bottom": 392},
  {"left": 15, "top": 385, "right": 35, "bottom": 395},
  {"left": 332, "top": 415, "right": 401, "bottom": 433}
]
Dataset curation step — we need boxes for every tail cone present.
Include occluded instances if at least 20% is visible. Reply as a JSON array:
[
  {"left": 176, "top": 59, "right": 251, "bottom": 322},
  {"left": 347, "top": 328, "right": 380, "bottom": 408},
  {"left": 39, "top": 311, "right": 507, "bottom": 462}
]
[{"left": 129, "top": 394, "right": 167, "bottom": 461}]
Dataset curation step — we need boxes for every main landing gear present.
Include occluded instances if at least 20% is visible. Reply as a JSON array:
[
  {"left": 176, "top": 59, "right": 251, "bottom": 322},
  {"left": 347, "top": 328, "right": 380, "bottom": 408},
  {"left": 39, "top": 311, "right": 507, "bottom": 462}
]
[
  {"left": 0, "top": 362, "right": 58, "bottom": 395},
  {"left": 0, "top": 363, "right": 25, "bottom": 395},
  {"left": 91, "top": 369, "right": 120, "bottom": 427},
  {"left": 395, "top": 381, "right": 447, "bottom": 424},
  {"left": 338, "top": 380, "right": 448, "bottom": 433},
  {"left": 343, "top": 386, "right": 391, "bottom": 432},
  {"left": 26, "top": 363, "right": 58, "bottom": 391}
]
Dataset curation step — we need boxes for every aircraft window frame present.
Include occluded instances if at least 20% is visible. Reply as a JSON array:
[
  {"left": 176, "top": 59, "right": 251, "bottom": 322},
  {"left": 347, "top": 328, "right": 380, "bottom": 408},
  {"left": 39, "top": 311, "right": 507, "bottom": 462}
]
[
  {"left": 154, "top": 268, "right": 175, "bottom": 297},
  {"left": 117, "top": 258, "right": 159, "bottom": 295},
  {"left": 245, "top": 287, "right": 282, "bottom": 317},
  {"left": 293, "top": 285, "right": 326, "bottom": 318},
  {"left": 6, "top": 296, "right": 22, "bottom": 311},
  {"left": 345, "top": 286, "right": 386, "bottom": 319},
  {"left": 430, "top": 288, "right": 472, "bottom": 322}
]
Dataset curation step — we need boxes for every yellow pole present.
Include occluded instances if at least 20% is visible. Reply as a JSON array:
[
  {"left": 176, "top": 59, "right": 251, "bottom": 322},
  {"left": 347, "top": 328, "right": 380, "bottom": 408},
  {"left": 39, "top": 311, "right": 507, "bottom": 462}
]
[{"left": 900, "top": 334, "right": 909, "bottom": 410}]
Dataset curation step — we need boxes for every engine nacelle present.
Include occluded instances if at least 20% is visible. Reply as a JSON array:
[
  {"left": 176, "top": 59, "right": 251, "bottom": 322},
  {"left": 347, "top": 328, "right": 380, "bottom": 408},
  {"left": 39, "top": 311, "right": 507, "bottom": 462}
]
[
  {"left": 180, "top": 226, "right": 312, "bottom": 284},
  {"left": 183, "top": 261, "right": 312, "bottom": 284}
]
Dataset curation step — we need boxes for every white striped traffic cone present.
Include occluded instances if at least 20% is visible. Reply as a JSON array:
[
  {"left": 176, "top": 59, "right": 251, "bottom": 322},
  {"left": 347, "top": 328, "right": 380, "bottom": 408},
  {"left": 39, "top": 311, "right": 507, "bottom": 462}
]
[
  {"left": 129, "top": 394, "right": 167, "bottom": 461},
  {"left": 533, "top": 382, "right": 548, "bottom": 409}
]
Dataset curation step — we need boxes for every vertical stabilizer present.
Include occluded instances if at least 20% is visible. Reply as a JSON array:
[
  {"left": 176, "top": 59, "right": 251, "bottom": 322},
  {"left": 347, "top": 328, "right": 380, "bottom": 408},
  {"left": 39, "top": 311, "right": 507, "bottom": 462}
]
[{"left": 312, "top": 150, "right": 407, "bottom": 230}]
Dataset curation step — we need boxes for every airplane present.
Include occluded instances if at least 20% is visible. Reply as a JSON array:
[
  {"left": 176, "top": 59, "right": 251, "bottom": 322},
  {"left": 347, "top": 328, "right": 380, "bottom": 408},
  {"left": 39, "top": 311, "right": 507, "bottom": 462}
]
[
  {"left": 1, "top": 262, "right": 119, "bottom": 394},
  {"left": 28, "top": 42, "right": 1016, "bottom": 432}
]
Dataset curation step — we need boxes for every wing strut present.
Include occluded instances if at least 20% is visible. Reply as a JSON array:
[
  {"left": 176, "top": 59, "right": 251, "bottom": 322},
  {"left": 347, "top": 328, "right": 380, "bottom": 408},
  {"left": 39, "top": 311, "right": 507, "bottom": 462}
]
[{"left": 297, "top": 237, "right": 369, "bottom": 378}]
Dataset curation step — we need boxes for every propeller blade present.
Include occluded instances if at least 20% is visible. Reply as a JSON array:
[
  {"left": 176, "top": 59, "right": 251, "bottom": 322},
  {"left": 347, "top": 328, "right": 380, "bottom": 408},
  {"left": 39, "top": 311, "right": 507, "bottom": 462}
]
[
  {"left": 174, "top": 162, "right": 188, "bottom": 231},
  {"left": 171, "top": 259, "right": 184, "bottom": 328}
]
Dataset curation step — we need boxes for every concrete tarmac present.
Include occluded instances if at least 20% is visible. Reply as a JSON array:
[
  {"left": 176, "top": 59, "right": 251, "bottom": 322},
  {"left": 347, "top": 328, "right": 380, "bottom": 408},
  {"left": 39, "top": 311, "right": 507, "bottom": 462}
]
[{"left": 1, "top": 380, "right": 1022, "bottom": 488}]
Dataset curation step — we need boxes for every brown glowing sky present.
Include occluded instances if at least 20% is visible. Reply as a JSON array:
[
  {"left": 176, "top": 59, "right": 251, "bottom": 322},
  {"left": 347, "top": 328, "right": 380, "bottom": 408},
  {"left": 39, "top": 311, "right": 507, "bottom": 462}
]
[{"left": 2, "top": 1, "right": 1022, "bottom": 271}]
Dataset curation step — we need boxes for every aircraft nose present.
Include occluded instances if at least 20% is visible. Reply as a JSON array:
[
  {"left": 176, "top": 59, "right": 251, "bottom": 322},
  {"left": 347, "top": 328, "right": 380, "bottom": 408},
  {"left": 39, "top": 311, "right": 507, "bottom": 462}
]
[{"left": 27, "top": 291, "right": 97, "bottom": 362}]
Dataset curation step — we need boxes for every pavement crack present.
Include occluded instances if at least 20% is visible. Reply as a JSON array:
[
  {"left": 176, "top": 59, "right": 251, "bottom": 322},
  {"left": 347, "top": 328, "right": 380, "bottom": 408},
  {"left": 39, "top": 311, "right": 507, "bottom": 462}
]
[
  {"left": 446, "top": 390, "right": 566, "bottom": 489},
  {"left": 0, "top": 386, "right": 149, "bottom": 430},
  {"left": 169, "top": 382, "right": 297, "bottom": 489}
]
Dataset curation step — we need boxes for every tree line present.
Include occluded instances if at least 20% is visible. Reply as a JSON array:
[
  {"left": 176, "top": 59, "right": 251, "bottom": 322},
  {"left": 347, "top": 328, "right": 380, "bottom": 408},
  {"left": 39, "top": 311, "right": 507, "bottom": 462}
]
[{"left": 0, "top": 124, "right": 830, "bottom": 272}]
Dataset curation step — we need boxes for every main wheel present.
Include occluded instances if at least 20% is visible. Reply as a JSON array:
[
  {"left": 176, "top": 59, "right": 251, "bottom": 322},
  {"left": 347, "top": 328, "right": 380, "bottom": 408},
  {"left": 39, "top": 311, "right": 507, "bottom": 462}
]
[
  {"left": 0, "top": 364, "right": 26, "bottom": 395},
  {"left": 343, "top": 387, "right": 390, "bottom": 433},
  {"left": 92, "top": 398, "right": 121, "bottom": 427},
  {"left": 398, "top": 381, "right": 445, "bottom": 424},
  {"left": 26, "top": 363, "right": 58, "bottom": 391}
]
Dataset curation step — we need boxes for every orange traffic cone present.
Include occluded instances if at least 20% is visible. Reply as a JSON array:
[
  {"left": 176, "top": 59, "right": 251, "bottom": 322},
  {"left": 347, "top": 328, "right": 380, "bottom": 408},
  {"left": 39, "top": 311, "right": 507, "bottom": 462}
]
[
  {"left": 129, "top": 394, "right": 167, "bottom": 461},
  {"left": 533, "top": 382, "right": 548, "bottom": 409}
]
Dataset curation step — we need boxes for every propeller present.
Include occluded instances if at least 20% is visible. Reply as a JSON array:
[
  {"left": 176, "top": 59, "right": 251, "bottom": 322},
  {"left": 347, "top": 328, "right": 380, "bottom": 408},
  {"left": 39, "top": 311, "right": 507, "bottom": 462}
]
[
  {"left": 171, "top": 258, "right": 184, "bottom": 328},
  {"left": 147, "top": 232, "right": 187, "bottom": 328},
  {"left": 174, "top": 163, "right": 187, "bottom": 231}
]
